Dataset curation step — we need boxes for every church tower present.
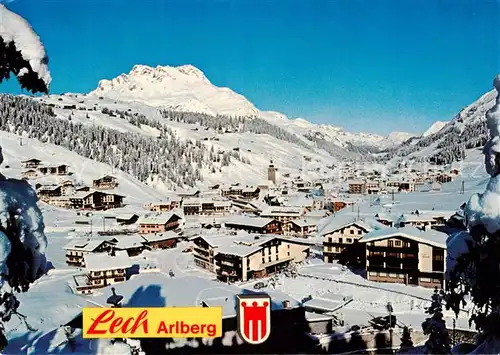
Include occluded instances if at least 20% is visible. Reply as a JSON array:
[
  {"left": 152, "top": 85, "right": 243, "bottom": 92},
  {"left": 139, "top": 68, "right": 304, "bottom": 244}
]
[{"left": 268, "top": 160, "right": 277, "bottom": 185}]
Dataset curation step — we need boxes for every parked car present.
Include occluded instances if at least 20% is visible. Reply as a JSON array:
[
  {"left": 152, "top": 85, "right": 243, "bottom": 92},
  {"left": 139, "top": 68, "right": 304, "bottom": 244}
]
[{"left": 253, "top": 282, "right": 266, "bottom": 290}]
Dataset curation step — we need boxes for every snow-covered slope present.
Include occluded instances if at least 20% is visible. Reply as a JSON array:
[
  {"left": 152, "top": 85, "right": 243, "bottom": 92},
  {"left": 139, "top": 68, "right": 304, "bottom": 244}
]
[
  {"left": 22, "top": 93, "right": 337, "bottom": 188},
  {"left": 422, "top": 121, "right": 448, "bottom": 137},
  {"left": 90, "top": 64, "right": 260, "bottom": 118},
  {"left": 0, "top": 130, "right": 169, "bottom": 204},
  {"left": 391, "top": 88, "right": 497, "bottom": 164},
  {"left": 89, "top": 64, "right": 412, "bottom": 151}
]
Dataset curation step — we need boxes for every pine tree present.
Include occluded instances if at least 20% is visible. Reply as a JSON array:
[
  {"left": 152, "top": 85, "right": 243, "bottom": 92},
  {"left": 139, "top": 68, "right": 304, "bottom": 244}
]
[
  {"left": 399, "top": 326, "right": 414, "bottom": 352},
  {"left": 444, "top": 76, "right": 500, "bottom": 353},
  {"left": 422, "top": 287, "right": 451, "bottom": 354},
  {"left": 0, "top": 5, "right": 50, "bottom": 349}
]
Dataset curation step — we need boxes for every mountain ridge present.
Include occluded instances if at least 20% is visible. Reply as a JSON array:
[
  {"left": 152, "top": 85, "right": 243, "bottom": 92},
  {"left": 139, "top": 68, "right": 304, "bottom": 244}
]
[{"left": 89, "top": 64, "right": 413, "bottom": 151}]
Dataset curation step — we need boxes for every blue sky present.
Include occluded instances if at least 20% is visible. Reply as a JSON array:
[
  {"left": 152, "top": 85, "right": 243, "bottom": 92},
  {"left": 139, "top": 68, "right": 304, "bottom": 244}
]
[{"left": 1, "top": 0, "right": 499, "bottom": 135}]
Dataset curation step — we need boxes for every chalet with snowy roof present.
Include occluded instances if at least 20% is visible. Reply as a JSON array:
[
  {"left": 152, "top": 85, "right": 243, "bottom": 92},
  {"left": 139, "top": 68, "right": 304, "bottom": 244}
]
[
  {"left": 375, "top": 213, "right": 395, "bottom": 227},
  {"left": 64, "top": 239, "right": 114, "bottom": 267},
  {"left": 48, "top": 196, "right": 71, "bottom": 209},
  {"left": 60, "top": 180, "right": 75, "bottom": 195},
  {"left": 287, "top": 219, "right": 318, "bottom": 238},
  {"left": 358, "top": 226, "right": 448, "bottom": 289},
  {"left": 69, "top": 190, "right": 125, "bottom": 210},
  {"left": 176, "top": 189, "right": 200, "bottom": 198},
  {"left": 260, "top": 206, "right": 306, "bottom": 234},
  {"left": 312, "top": 195, "right": 325, "bottom": 210},
  {"left": 193, "top": 234, "right": 311, "bottom": 282},
  {"left": 224, "top": 216, "right": 282, "bottom": 235},
  {"left": 385, "top": 180, "right": 415, "bottom": 192},
  {"left": 21, "top": 169, "right": 38, "bottom": 180},
  {"left": 348, "top": 180, "right": 366, "bottom": 194},
  {"left": 92, "top": 175, "right": 118, "bottom": 189},
  {"left": 436, "top": 173, "right": 453, "bottom": 183},
  {"left": 74, "top": 251, "right": 131, "bottom": 294},
  {"left": 115, "top": 213, "right": 139, "bottom": 225},
  {"left": 108, "top": 235, "right": 147, "bottom": 256},
  {"left": 141, "top": 231, "right": 179, "bottom": 250},
  {"left": 21, "top": 158, "right": 42, "bottom": 168},
  {"left": 37, "top": 185, "right": 62, "bottom": 201},
  {"left": 138, "top": 213, "right": 182, "bottom": 234},
  {"left": 365, "top": 181, "right": 380, "bottom": 195},
  {"left": 145, "top": 198, "right": 181, "bottom": 212},
  {"left": 75, "top": 186, "right": 90, "bottom": 192},
  {"left": 322, "top": 219, "right": 386, "bottom": 263},
  {"left": 38, "top": 164, "right": 69, "bottom": 176},
  {"left": 394, "top": 211, "right": 451, "bottom": 229},
  {"left": 183, "top": 198, "right": 231, "bottom": 216}
]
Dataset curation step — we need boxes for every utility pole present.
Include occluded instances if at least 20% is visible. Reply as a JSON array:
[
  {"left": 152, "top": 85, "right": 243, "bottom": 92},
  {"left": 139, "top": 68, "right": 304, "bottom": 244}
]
[
  {"left": 357, "top": 205, "right": 360, "bottom": 220},
  {"left": 103, "top": 217, "right": 106, "bottom": 234},
  {"left": 19, "top": 137, "right": 23, "bottom": 146},
  {"left": 461, "top": 181, "right": 465, "bottom": 195},
  {"left": 90, "top": 219, "right": 93, "bottom": 236},
  {"left": 387, "top": 302, "right": 394, "bottom": 352},
  {"left": 452, "top": 318, "right": 456, "bottom": 345},
  {"left": 391, "top": 189, "right": 395, "bottom": 201}
]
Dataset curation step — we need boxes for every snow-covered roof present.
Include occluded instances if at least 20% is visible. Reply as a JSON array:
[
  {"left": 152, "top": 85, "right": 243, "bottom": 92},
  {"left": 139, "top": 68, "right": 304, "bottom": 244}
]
[
  {"left": 358, "top": 226, "right": 449, "bottom": 248},
  {"left": 84, "top": 251, "right": 131, "bottom": 271},
  {"left": 111, "top": 235, "right": 147, "bottom": 250},
  {"left": 63, "top": 239, "right": 109, "bottom": 251},
  {"left": 183, "top": 198, "right": 231, "bottom": 207},
  {"left": 89, "top": 273, "right": 299, "bottom": 318},
  {"left": 141, "top": 231, "right": 179, "bottom": 243},
  {"left": 224, "top": 215, "right": 276, "bottom": 228},
  {"left": 260, "top": 206, "right": 304, "bottom": 217},
  {"left": 320, "top": 217, "right": 386, "bottom": 236},
  {"left": 290, "top": 219, "right": 317, "bottom": 228},
  {"left": 347, "top": 180, "right": 365, "bottom": 185},
  {"left": 37, "top": 185, "right": 60, "bottom": 191},
  {"left": 138, "top": 213, "right": 180, "bottom": 225}
]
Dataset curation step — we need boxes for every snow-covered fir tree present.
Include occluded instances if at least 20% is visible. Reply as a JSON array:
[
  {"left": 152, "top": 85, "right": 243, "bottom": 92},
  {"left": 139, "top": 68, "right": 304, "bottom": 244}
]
[
  {"left": 0, "top": 4, "right": 50, "bottom": 349},
  {"left": 399, "top": 326, "right": 414, "bottom": 352},
  {"left": 0, "top": 96, "right": 252, "bottom": 188},
  {"left": 445, "top": 75, "right": 500, "bottom": 354},
  {"left": 422, "top": 287, "right": 451, "bottom": 354}
]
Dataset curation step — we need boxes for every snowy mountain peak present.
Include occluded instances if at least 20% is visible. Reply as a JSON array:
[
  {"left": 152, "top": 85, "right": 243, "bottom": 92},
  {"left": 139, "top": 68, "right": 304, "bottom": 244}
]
[
  {"left": 422, "top": 121, "right": 448, "bottom": 137},
  {"left": 89, "top": 64, "right": 259, "bottom": 117}
]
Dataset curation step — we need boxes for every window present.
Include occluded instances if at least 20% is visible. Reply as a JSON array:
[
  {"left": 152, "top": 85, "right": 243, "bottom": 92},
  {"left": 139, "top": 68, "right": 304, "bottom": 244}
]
[
  {"left": 395, "top": 241, "right": 401, "bottom": 247},
  {"left": 262, "top": 257, "right": 265, "bottom": 264},
  {"left": 287, "top": 244, "right": 290, "bottom": 249},
  {"left": 379, "top": 272, "right": 387, "bottom": 277},
  {"left": 347, "top": 238, "right": 352, "bottom": 243},
  {"left": 369, "top": 271, "right": 377, "bottom": 276},
  {"left": 275, "top": 246, "right": 279, "bottom": 253},
  {"left": 287, "top": 251, "right": 290, "bottom": 256},
  {"left": 328, "top": 237, "right": 332, "bottom": 243},
  {"left": 268, "top": 256, "right": 272, "bottom": 262},
  {"left": 350, "top": 230, "right": 354, "bottom": 235},
  {"left": 276, "top": 255, "right": 279, "bottom": 261},
  {"left": 388, "top": 240, "right": 394, "bottom": 247},
  {"left": 339, "top": 238, "right": 343, "bottom": 243},
  {"left": 420, "top": 277, "right": 431, "bottom": 283},
  {"left": 398, "top": 274, "right": 405, "bottom": 279},
  {"left": 261, "top": 250, "right": 265, "bottom": 256},
  {"left": 389, "top": 273, "right": 397, "bottom": 278},
  {"left": 358, "top": 230, "right": 362, "bottom": 235}
]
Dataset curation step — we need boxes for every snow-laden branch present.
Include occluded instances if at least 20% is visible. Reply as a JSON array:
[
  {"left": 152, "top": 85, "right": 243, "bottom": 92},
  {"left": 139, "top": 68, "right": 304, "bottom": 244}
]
[{"left": 0, "top": 4, "right": 51, "bottom": 93}]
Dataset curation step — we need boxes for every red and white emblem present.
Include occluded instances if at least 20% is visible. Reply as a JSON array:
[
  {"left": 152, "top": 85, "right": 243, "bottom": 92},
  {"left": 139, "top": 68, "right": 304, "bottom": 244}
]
[{"left": 236, "top": 294, "right": 271, "bottom": 345}]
